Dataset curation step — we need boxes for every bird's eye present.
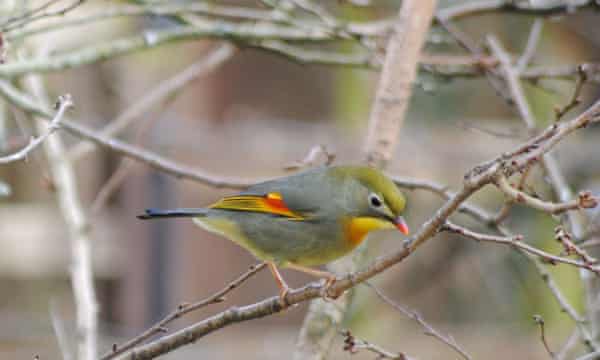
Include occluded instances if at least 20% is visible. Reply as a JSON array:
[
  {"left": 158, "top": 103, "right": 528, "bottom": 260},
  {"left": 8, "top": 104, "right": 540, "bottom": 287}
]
[{"left": 369, "top": 193, "right": 382, "bottom": 208}]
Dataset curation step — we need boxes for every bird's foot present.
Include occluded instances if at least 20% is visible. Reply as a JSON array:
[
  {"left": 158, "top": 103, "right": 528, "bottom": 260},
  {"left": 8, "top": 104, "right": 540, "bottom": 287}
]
[
  {"left": 320, "top": 275, "right": 340, "bottom": 301},
  {"left": 279, "top": 285, "right": 291, "bottom": 306}
]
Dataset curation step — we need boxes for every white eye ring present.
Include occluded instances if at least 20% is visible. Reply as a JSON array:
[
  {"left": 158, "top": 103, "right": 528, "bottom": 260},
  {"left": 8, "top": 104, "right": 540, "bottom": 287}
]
[{"left": 369, "top": 193, "right": 383, "bottom": 208}]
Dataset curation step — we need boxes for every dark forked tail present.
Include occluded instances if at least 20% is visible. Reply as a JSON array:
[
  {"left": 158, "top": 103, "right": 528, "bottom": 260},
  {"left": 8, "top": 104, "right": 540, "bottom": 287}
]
[{"left": 137, "top": 208, "right": 208, "bottom": 219}]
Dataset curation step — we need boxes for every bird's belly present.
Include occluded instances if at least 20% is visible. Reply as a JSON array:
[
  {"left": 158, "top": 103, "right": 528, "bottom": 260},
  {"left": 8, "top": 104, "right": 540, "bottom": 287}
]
[
  {"left": 245, "top": 218, "right": 353, "bottom": 266},
  {"left": 195, "top": 212, "right": 354, "bottom": 266}
]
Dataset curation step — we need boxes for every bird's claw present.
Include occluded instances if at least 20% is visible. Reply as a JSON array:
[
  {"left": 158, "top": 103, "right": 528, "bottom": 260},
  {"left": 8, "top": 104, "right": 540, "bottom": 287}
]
[
  {"left": 279, "top": 286, "right": 291, "bottom": 306},
  {"left": 320, "top": 276, "right": 340, "bottom": 301}
]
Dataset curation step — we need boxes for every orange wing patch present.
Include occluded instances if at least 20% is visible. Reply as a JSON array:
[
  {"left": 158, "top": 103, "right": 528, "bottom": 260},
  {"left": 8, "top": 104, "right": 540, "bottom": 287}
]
[{"left": 209, "top": 192, "right": 305, "bottom": 220}]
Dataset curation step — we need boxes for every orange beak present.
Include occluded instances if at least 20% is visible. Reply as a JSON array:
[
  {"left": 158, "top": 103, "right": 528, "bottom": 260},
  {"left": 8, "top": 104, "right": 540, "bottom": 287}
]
[{"left": 394, "top": 216, "right": 409, "bottom": 235}]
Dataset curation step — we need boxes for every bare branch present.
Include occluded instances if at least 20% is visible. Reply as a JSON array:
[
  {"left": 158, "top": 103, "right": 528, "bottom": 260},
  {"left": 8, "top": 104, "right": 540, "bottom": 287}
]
[
  {"left": 392, "top": 170, "right": 591, "bottom": 335},
  {"left": 0, "top": 0, "right": 85, "bottom": 32},
  {"left": 443, "top": 222, "right": 600, "bottom": 274},
  {"left": 392, "top": 175, "right": 503, "bottom": 227},
  {"left": 0, "top": 21, "right": 334, "bottom": 79},
  {"left": 0, "top": 94, "right": 72, "bottom": 164},
  {"left": 487, "top": 33, "right": 600, "bottom": 349},
  {"left": 555, "top": 65, "right": 588, "bottom": 120},
  {"left": 50, "top": 299, "right": 75, "bottom": 360},
  {"left": 517, "top": 19, "right": 544, "bottom": 72},
  {"left": 340, "top": 329, "right": 412, "bottom": 360},
  {"left": 363, "top": 0, "right": 438, "bottom": 167},
  {"left": 444, "top": 219, "right": 595, "bottom": 351},
  {"left": 577, "top": 350, "right": 600, "bottom": 360},
  {"left": 69, "top": 43, "right": 236, "bottom": 161},
  {"left": 2, "top": 69, "right": 600, "bottom": 360},
  {"left": 487, "top": 34, "right": 537, "bottom": 131},
  {"left": 523, "top": 63, "right": 600, "bottom": 83},
  {"left": 555, "top": 226, "right": 597, "bottom": 265},
  {"left": 290, "top": 0, "right": 339, "bottom": 28},
  {"left": 284, "top": 144, "right": 335, "bottom": 171},
  {"left": 533, "top": 315, "right": 555, "bottom": 359},
  {"left": 365, "top": 282, "right": 471, "bottom": 360},
  {"left": 295, "top": 1, "right": 437, "bottom": 358},
  {"left": 437, "top": 0, "right": 596, "bottom": 21},
  {"left": 496, "top": 175, "right": 598, "bottom": 215},
  {"left": 556, "top": 328, "right": 579, "bottom": 360},
  {"left": 6, "top": 3, "right": 277, "bottom": 40},
  {"left": 0, "top": 78, "right": 263, "bottom": 188},
  {"left": 25, "top": 70, "right": 98, "bottom": 360},
  {"left": 102, "top": 263, "right": 267, "bottom": 360}
]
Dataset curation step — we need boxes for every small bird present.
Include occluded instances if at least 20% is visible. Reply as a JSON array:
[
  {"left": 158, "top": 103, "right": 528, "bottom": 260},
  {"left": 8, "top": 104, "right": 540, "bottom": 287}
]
[{"left": 138, "top": 165, "right": 409, "bottom": 300}]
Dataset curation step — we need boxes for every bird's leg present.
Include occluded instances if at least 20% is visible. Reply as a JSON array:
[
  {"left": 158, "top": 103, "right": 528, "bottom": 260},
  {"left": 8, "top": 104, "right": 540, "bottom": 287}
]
[
  {"left": 286, "top": 263, "right": 336, "bottom": 281},
  {"left": 268, "top": 262, "right": 290, "bottom": 303},
  {"left": 285, "top": 263, "right": 338, "bottom": 299}
]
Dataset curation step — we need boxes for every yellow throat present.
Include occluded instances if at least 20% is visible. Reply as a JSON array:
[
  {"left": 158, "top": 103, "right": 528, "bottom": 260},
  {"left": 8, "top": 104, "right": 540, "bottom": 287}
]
[{"left": 346, "top": 216, "right": 395, "bottom": 247}]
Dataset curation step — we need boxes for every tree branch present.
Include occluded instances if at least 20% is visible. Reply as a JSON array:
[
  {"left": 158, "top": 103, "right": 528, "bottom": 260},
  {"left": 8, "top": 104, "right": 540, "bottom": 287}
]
[
  {"left": 0, "top": 78, "right": 262, "bottom": 189},
  {"left": 365, "top": 282, "right": 471, "bottom": 360},
  {"left": 340, "top": 329, "right": 412, "bottom": 360},
  {"left": 0, "top": 93, "right": 71, "bottom": 164},
  {"left": 443, "top": 222, "right": 600, "bottom": 274},
  {"left": 25, "top": 69, "right": 98, "bottom": 360},
  {"left": 0, "top": 20, "right": 333, "bottom": 78},
  {"left": 102, "top": 263, "right": 266, "bottom": 360},
  {"left": 110, "top": 96, "right": 600, "bottom": 358},
  {"left": 495, "top": 174, "right": 598, "bottom": 215},
  {"left": 69, "top": 43, "right": 236, "bottom": 161},
  {"left": 437, "top": 0, "right": 596, "bottom": 21},
  {"left": 295, "top": 1, "right": 438, "bottom": 359},
  {"left": 363, "top": 0, "right": 438, "bottom": 167},
  {"left": 1, "top": 63, "right": 600, "bottom": 360}
]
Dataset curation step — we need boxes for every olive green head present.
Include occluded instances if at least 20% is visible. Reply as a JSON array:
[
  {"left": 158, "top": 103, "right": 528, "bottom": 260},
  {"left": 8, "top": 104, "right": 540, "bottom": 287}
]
[{"left": 330, "top": 165, "right": 409, "bottom": 234}]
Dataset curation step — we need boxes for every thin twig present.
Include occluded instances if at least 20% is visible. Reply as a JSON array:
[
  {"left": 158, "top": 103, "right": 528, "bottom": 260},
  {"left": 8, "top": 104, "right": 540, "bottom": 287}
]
[
  {"left": 290, "top": 0, "right": 339, "bottom": 28},
  {"left": 517, "top": 19, "right": 543, "bottom": 72},
  {"left": 533, "top": 315, "right": 555, "bottom": 359},
  {"left": 487, "top": 34, "right": 537, "bottom": 131},
  {"left": 436, "top": 14, "right": 513, "bottom": 104},
  {"left": 340, "top": 329, "right": 411, "bottom": 360},
  {"left": 365, "top": 282, "right": 471, "bottom": 360},
  {"left": 284, "top": 144, "right": 335, "bottom": 171},
  {"left": 491, "top": 163, "right": 534, "bottom": 224},
  {"left": 2, "top": 74, "right": 600, "bottom": 360},
  {"left": 555, "top": 65, "right": 588, "bottom": 121},
  {"left": 437, "top": 0, "right": 595, "bottom": 21},
  {"left": 0, "top": 94, "right": 72, "bottom": 164},
  {"left": 363, "top": 0, "right": 438, "bottom": 167},
  {"left": 456, "top": 120, "right": 524, "bottom": 139},
  {"left": 26, "top": 68, "right": 98, "bottom": 360},
  {"left": 443, "top": 222, "right": 600, "bottom": 274},
  {"left": 102, "top": 262, "right": 267, "bottom": 360},
  {"left": 6, "top": 1, "right": 85, "bottom": 32},
  {"left": 556, "top": 328, "right": 579, "bottom": 360},
  {"left": 50, "top": 299, "right": 75, "bottom": 360},
  {"left": 555, "top": 226, "right": 597, "bottom": 265},
  {"left": 0, "top": 0, "right": 84, "bottom": 31},
  {"left": 295, "top": 2, "right": 437, "bottom": 358},
  {"left": 391, "top": 175, "right": 501, "bottom": 227},
  {"left": 576, "top": 350, "right": 600, "bottom": 360},
  {"left": 89, "top": 45, "right": 234, "bottom": 213},
  {"left": 0, "top": 20, "right": 335, "bottom": 79},
  {"left": 69, "top": 43, "right": 236, "bottom": 161},
  {"left": 488, "top": 33, "right": 600, "bottom": 351},
  {"left": 496, "top": 175, "right": 598, "bottom": 215}
]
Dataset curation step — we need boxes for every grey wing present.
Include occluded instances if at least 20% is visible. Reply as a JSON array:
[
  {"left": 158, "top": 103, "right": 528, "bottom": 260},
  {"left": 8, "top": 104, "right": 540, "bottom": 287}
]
[
  {"left": 230, "top": 168, "right": 351, "bottom": 264},
  {"left": 240, "top": 168, "right": 333, "bottom": 217}
]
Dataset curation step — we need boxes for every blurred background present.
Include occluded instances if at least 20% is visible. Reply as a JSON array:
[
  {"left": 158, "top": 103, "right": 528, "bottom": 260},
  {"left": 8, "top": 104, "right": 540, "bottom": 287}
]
[{"left": 0, "top": 0, "right": 599, "bottom": 359}]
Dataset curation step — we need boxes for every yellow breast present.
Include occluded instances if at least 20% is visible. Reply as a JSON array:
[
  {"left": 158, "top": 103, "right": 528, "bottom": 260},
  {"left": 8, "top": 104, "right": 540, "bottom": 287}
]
[{"left": 345, "top": 216, "right": 395, "bottom": 247}]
